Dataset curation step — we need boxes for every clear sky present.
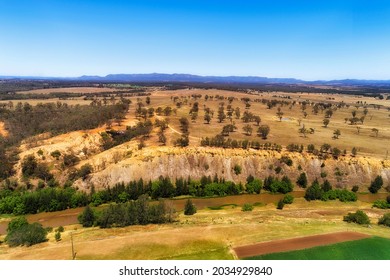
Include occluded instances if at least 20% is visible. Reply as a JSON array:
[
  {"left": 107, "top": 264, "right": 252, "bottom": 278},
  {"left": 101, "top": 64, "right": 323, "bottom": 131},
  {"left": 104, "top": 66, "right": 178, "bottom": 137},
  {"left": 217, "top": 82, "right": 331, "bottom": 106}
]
[{"left": 1, "top": 0, "right": 390, "bottom": 80}]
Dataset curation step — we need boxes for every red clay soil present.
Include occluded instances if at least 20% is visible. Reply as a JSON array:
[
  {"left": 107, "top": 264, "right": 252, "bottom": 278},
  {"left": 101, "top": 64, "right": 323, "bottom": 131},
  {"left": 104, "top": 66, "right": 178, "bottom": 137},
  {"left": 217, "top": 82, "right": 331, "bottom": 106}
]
[{"left": 234, "top": 232, "right": 371, "bottom": 258}]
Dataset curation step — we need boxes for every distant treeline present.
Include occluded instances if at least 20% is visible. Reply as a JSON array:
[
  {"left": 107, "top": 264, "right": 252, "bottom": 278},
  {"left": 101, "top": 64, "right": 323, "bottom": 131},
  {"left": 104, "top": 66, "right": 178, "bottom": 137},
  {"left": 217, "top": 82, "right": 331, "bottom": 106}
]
[{"left": 0, "top": 90, "right": 148, "bottom": 100}]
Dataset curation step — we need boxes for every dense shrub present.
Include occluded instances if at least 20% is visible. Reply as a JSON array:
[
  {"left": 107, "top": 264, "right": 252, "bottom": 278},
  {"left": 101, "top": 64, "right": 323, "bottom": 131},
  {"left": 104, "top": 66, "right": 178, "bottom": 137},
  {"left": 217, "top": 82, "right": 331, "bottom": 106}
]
[
  {"left": 304, "top": 180, "right": 324, "bottom": 201},
  {"left": 264, "top": 176, "right": 293, "bottom": 194},
  {"left": 78, "top": 205, "right": 97, "bottom": 227},
  {"left": 5, "top": 217, "right": 47, "bottom": 247},
  {"left": 184, "top": 199, "right": 197, "bottom": 215},
  {"left": 296, "top": 172, "right": 308, "bottom": 188},
  {"left": 282, "top": 194, "right": 294, "bottom": 204},
  {"left": 277, "top": 199, "right": 285, "bottom": 210},
  {"left": 96, "top": 196, "right": 176, "bottom": 228},
  {"left": 372, "top": 200, "right": 390, "bottom": 209},
  {"left": 369, "top": 175, "right": 383, "bottom": 194},
  {"left": 280, "top": 156, "right": 293, "bottom": 166},
  {"left": 0, "top": 187, "right": 89, "bottom": 215},
  {"left": 378, "top": 213, "right": 390, "bottom": 227},
  {"left": 233, "top": 164, "right": 242, "bottom": 175},
  {"left": 343, "top": 210, "right": 370, "bottom": 225},
  {"left": 245, "top": 179, "right": 262, "bottom": 194},
  {"left": 241, "top": 203, "right": 253, "bottom": 212}
]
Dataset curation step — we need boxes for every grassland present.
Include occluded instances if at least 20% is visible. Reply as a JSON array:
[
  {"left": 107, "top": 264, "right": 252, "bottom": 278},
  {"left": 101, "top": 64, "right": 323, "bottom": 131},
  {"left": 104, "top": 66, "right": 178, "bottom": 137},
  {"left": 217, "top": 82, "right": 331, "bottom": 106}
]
[
  {"left": 245, "top": 236, "right": 390, "bottom": 260},
  {"left": 1, "top": 198, "right": 389, "bottom": 260}
]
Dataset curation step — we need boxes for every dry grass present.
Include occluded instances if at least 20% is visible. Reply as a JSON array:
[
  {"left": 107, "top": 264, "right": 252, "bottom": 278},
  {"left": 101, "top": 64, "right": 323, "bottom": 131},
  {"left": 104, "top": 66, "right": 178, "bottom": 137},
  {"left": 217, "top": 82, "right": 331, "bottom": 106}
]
[{"left": 142, "top": 89, "right": 390, "bottom": 159}]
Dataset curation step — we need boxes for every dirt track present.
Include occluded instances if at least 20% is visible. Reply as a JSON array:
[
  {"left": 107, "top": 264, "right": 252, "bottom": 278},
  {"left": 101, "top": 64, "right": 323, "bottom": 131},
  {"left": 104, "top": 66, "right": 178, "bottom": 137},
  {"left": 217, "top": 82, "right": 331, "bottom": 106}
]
[{"left": 234, "top": 231, "right": 371, "bottom": 258}]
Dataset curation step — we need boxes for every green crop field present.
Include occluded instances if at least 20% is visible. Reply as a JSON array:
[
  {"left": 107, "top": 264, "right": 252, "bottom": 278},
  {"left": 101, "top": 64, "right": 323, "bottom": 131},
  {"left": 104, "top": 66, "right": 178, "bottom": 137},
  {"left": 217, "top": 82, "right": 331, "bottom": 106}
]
[{"left": 245, "top": 236, "right": 390, "bottom": 260}]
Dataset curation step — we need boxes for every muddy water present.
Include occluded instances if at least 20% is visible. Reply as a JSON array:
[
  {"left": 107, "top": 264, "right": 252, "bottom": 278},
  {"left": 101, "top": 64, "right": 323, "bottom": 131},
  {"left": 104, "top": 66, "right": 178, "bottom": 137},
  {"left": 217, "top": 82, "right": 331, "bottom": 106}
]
[{"left": 0, "top": 191, "right": 387, "bottom": 235}]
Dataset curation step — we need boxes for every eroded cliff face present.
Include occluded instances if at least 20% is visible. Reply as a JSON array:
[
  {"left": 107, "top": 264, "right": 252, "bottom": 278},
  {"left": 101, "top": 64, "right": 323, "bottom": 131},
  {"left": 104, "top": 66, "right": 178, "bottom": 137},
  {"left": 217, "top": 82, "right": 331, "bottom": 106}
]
[
  {"left": 73, "top": 146, "right": 390, "bottom": 191},
  {"left": 15, "top": 130, "right": 390, "bottom": 192}
]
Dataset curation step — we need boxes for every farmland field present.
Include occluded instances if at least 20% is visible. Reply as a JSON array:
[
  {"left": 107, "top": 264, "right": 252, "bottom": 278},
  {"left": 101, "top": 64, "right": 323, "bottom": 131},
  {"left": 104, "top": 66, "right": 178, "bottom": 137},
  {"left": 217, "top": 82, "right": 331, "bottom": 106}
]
[{"left": 244, "top": 236, "right": 390, "bottom": 260}]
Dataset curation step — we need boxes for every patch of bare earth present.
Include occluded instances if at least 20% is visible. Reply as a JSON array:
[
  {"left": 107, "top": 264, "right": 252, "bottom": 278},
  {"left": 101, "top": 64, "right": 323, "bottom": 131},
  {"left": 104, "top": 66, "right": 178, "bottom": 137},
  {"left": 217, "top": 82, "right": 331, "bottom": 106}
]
[
  {"left": 234, "top": 231, "right": 370, "bottom": 258},
  {"left": 0, "top": 121, "right": 8, "bottom": 137}
]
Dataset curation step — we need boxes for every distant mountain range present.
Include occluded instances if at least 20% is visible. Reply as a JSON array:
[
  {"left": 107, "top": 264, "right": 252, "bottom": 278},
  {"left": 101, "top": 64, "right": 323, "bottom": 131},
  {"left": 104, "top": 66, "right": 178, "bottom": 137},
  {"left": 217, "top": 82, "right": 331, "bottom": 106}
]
[{"left": 2, "top": 73, "right": 390, "bottom": 86}]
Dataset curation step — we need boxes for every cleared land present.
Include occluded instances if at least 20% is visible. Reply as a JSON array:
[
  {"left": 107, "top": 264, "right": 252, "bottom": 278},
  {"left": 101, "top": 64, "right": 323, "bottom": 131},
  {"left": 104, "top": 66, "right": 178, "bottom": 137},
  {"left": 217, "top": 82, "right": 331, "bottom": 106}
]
[
  {"left": 234, "top": 231, "right": 370, "bottom": 258},
  {"left": 245, "top": 236, "right": 390, "bottom": 260}
]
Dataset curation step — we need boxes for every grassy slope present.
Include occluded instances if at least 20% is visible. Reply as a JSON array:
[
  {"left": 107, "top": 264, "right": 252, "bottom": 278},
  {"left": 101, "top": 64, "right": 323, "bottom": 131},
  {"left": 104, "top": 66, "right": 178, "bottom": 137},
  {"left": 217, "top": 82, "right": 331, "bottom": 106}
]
[{"left": 245, "top": 236, "right": 390, "bottom": 260}]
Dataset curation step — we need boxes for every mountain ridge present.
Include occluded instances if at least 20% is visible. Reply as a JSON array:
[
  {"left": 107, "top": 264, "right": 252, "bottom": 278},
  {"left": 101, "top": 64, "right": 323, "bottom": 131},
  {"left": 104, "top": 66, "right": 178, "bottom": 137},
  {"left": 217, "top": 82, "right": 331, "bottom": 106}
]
[{"left": 2, "top": 73, "right": 390, "bottom": 86}]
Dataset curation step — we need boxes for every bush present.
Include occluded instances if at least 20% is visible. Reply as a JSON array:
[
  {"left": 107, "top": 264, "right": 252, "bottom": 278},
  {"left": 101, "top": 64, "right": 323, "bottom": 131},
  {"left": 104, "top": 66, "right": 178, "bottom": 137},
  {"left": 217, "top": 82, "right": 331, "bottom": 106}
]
[
  {"left": 277, "top": 199, "right": 285, "bottom": 210},
  {"left": 245, "top": 179, "right": 262, "bottom": 194},
  {"left": 50, "top": 150, "right": 61, "bottom": 160},
  {"left": 283, "top": 194, "right": 294, "bottom": 204},
  {"left": 321, "top": 180, "right": 332, "bottom": 192},
  {"left": 274, "top": 166, "right": 282, "bottom": 174},
  {"left": 233, "top": 164, "right": 242, "bottom": 175},
  {"left": 6, "top": 217, "right": 47, "bottom": 247},
  {"left": 57, "top": 226, "right": 65, "bottom": 232},
  {"left": 343, "top": 210, "right": 370, "bottom": 225},
  {"left": 296, "top": 172, "right": 308, "bottom": 188},
  {"left": 63, "top": 154, "right": 80, "bottom": 167},
  {"left": 373, "top": 200, "right": 390, "bottom": 209},
  {"left": 78, "top": 205, "right": 96, "bottom": 227},
  {"left": 378, "top": 213, "right": 390, "bottom": 227},
  {"left": 21, "top": 155, "right": 37, "bottom": 177},
  {"left": 304, "top": 180, "right": 323, "bottom": 201},
  {"left": 369, "top": 175, "right": 383, "bottom": 194},
  {"left": 78, "top": 164, "right": 93, "bottom": 180},
  {"left": 184, "top": 199, "right": 197, "bottom": 215},
  {"left": 280, "top": 156, "right": 293, "bottom": 166},
  {"left": 241, "top": 203, "right": 253, "bottom": 212},
  {"left": 55, "top": 231, "right": 61, "bottom": 242}
]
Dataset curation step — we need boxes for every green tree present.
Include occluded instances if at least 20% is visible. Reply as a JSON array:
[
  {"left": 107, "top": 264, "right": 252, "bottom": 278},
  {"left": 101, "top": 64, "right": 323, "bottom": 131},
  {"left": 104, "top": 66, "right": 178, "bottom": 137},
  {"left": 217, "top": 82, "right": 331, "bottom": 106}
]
[
  {"left": 277, "top": 199, "right": 285, "bottom": 210},
  {"left": 296, "top": 172, "right": 308, "bottom": 188},
  {"left": 323, "top": 118, "right": 330, "bottom": 127},
  {"left": 6, "top": 217, "right": 47, "bottom": 247},
  {"left": 369, "top": 175, "right": 383, "bottom": 194},
  {"left": 243, "top": 124, "right": 253, "bottom": 136},
  {"left": 184, "top": 199, "right": 197, "bottom": 215},
  {"left": 257, "top": 125, "right": 270, "bottom": 139},
  {"left": 378, "top": 213, "right": 390, "bottom": 227},
  {"left": 78, "top": 205, "right": 96, "bottom": 227},
  {"left": 55, "top": 231, "right": 61, "bottom": 242},
  {"left": 204, "top": 113, "right": 211, "bottom": 124}
]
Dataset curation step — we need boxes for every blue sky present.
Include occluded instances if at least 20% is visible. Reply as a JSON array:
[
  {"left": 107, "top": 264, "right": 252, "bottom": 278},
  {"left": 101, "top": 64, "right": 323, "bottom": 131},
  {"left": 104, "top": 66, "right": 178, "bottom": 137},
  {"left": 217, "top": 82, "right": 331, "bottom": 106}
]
[{"left": 1, "top": 0, "right": 390, "bottom": 80}]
